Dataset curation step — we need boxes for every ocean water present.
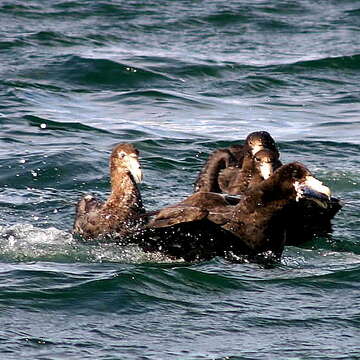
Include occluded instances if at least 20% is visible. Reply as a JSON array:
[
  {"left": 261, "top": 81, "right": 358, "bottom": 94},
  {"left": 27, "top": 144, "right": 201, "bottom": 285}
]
[{"left": 1, "top": 1, "right": 359, "bottom": 359}]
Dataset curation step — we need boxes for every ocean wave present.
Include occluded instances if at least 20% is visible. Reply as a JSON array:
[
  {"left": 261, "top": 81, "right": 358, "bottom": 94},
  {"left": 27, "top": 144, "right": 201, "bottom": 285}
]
[
  {"left": 27, "top": 31, "right": 81, "bottom": 46},
  {"left": 9, "top": 51, "right": 359, "bottom": 100},
  {"left": 275, "top": 54, "right": 360, "bottom": 72},
  {"left": 13, "top": 30, "right": 121, "bottom": 49},
  {"left": 24, "top": 115, "right": 111, "bottom": 134},
  {"left": 0, "top": 39, "right": 28, "bottom": 50},
  {"left": 0, "top": 3, "right": 37, "bottom": 12},
  {"left": 97, "top": 89, "right": 208, "bottom": 107},
  {"left": 48, "top": 55, "right": 177, "bottom": 88}
]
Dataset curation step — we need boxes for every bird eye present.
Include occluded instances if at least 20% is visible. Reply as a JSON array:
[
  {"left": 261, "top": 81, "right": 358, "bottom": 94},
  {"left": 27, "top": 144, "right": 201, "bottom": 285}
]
[{"left": 118, "top": 151, "right": 126, "bottom": 158}]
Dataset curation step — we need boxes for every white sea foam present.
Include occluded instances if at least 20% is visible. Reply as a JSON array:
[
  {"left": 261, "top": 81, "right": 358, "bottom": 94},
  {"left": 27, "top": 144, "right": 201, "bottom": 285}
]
[{"left": 0, "top": 224, "right": 179, "bottom": 264}]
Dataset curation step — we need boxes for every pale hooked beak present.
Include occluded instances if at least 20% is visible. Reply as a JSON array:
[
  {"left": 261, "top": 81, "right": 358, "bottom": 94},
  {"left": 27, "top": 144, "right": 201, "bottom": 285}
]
[
  {"left": 125, "top": 154, "right": 143, "bottom": 184},
  {"left": 251, "top": 144, "right": 263, "bottom": 155},
  {"left": 259, "top": 163, "right": 273, "bottom": 180},
  {"left": 294, "top": 176, "right": 331, "bottom": 208}
]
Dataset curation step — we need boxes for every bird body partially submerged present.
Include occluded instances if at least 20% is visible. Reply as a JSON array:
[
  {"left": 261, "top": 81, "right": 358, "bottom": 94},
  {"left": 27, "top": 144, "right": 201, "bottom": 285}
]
[
  {"left": 71, "top": 133, "right": 342, "bottom": 263},
  {"left": 193, "top": 131, "right": 342, "bottom": 247},
  {"left": 143, "top": 162, "right": 333, "bottom": 263},
  {"left": 73, "top": 143, "right": 146, "bottom": 241}
]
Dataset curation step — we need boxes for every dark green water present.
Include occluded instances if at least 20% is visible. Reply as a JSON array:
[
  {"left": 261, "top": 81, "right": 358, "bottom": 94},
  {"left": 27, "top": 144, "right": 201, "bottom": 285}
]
[{"left": 1, "top": 1, "right": 359, "bottom": 359}]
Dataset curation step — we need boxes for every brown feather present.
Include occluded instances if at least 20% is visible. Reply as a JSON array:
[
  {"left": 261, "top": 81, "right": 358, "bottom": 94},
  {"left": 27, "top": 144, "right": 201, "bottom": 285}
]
[{"left": 73, "top": 143, "right": 146, "bottom": 241}]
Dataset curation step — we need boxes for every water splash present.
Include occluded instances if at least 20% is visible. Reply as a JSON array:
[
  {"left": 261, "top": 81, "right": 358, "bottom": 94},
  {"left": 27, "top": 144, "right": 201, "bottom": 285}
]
[{"left": 0, "top": 224, "right": 180, "bottom": 264}]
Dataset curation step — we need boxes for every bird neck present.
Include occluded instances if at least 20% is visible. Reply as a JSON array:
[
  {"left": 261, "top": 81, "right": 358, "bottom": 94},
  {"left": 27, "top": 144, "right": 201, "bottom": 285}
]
[
  {"left": 108, "top": 168, "right": 141, "bottom": 206},
  {"left": 195, "top": 150, "right": 236, "bottom": 192}
]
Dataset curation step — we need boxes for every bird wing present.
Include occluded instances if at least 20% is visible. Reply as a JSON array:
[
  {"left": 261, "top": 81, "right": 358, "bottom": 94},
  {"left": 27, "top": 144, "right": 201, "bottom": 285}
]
[
  {"left": 75, "top": 194, "right": 102, "bottom": 216},
  {"left": 73, "top": 195, "right": 103, "bottom": 235},
  {"left": 149, "top": 206, "right": 209, "bottom": 228}
]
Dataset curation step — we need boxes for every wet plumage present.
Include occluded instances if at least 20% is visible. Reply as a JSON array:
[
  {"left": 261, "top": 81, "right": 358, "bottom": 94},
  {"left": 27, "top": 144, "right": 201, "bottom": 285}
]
[
  {"left": 194, "top": 131, "right": 342, "bottom": 244},
  {"left": 219, "top": 148, "right": 282, "bottom": 195},
  {"left": 142, "top": 162, "right": 332, "bottom": 262},
  {"left": 194, "top": 131, "right": 280, "bottom": 193},
  {"left": 73, "top": 143, "right": 146, "bottom": 241}
]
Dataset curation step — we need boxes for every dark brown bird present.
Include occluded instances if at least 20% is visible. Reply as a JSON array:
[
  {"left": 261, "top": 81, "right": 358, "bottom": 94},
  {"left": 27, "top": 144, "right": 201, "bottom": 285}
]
[
  {"left": 73, "top": 143, "right": 146, "bottom": 241},
  {"left": 219, "top": 148, "right": 282, "bottom": 195},
  {"left": 219, "top": 151, "right": 342, "bottom": 246},
  {"left": 194, "top": 132, "right": 341, "bottom": 244},
  {"left": 142, "top": 162, "right": 332, "bottom": 263},
  {"left": 194, "top": 131, "right": 280, "bottom": 193}
]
